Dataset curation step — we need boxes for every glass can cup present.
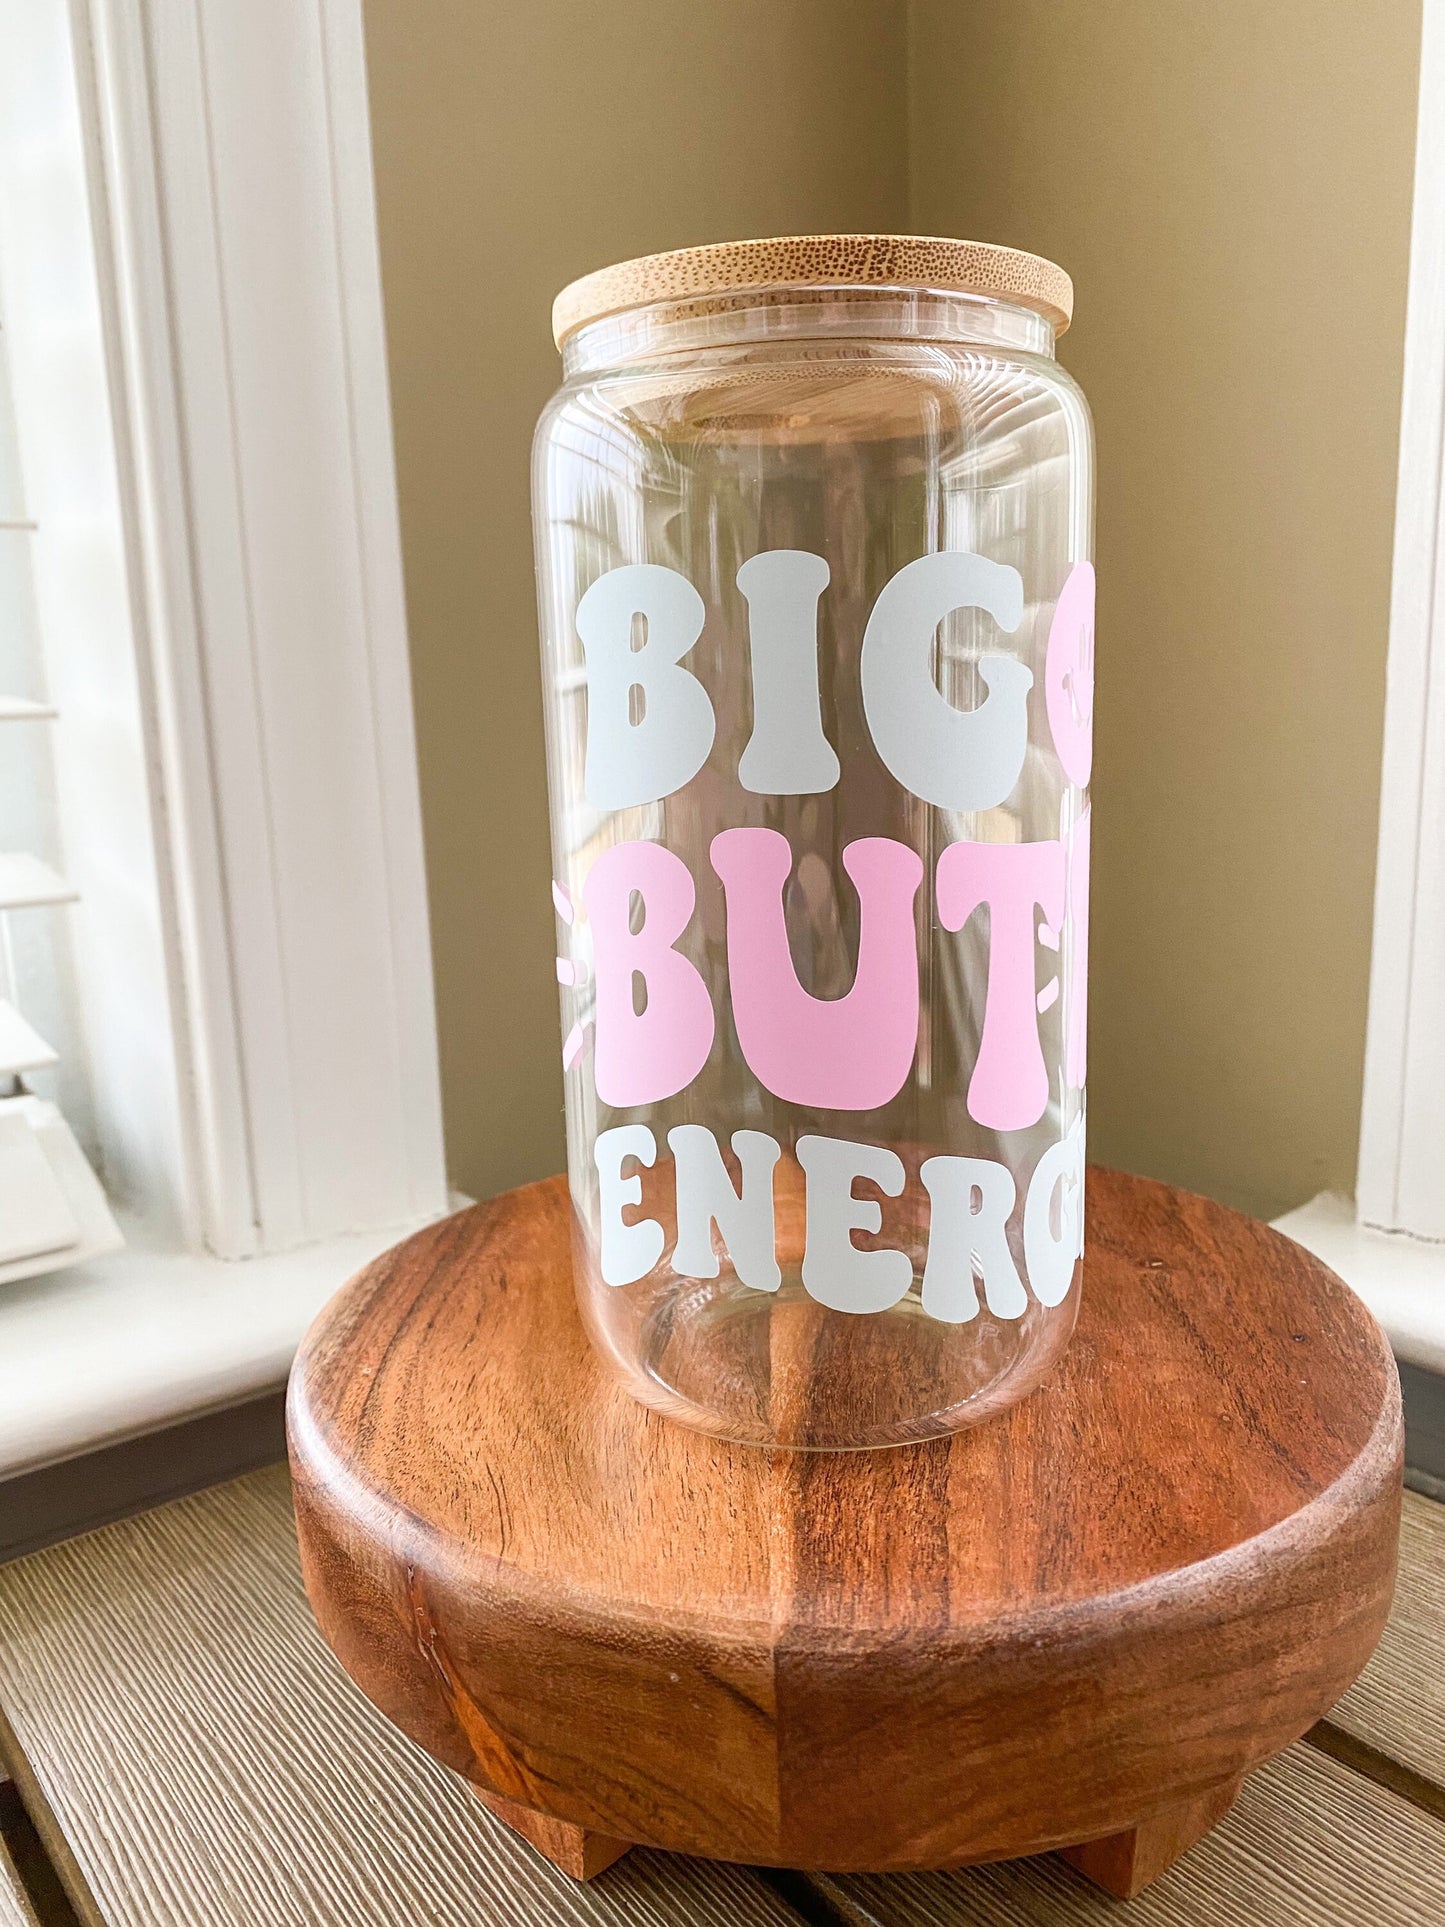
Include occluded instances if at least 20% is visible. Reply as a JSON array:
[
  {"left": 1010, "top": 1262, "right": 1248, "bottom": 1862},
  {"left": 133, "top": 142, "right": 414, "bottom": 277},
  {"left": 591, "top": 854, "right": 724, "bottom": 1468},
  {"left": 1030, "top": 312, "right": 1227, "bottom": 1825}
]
[{"left": 533, "top": 235, "right": 1093, "bottom": 1449}]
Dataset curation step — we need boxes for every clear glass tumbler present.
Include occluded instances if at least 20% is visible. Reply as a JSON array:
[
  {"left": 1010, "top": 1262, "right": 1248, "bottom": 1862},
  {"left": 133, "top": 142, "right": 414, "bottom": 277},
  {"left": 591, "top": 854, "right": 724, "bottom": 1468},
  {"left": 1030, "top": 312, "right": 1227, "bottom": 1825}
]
[{"left": 533, "top": 236, "right": 1093, "bottom": 1448}]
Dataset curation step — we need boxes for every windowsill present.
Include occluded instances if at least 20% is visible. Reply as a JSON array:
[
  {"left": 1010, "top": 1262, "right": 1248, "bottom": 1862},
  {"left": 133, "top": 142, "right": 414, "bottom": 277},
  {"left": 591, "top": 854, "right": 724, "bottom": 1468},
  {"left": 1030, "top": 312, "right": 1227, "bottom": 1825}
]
[
  {"left": 0, "top": 1213, "right": 450, "bottom": 1480},
  {"left": 1275, "top": 1192, "right": 1445, "bottom": 1376},
  {"left": 6, "top": 1190, "right": 1430, "bottom": 1483}
]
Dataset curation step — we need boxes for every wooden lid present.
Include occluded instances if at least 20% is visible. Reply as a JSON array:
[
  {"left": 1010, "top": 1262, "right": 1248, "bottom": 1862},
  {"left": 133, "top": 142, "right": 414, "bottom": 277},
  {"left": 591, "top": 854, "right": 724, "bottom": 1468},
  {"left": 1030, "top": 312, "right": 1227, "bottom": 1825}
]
[{"left": 551, "top": 232, "right": 1073, "bottom": 347}]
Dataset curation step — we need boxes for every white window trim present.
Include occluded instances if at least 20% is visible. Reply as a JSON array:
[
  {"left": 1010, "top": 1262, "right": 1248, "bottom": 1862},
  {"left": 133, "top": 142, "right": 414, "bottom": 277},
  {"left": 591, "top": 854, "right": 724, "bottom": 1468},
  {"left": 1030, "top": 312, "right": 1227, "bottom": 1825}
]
[
  {"left": 1277, "top": 0, "right": 1445, "bottom": 1375},
  {"left": 81, "top": 0, "right": 448, "bottom": 1259},
  {"left": 0, "top": 0, "right": 450, "bottom": 1479}
]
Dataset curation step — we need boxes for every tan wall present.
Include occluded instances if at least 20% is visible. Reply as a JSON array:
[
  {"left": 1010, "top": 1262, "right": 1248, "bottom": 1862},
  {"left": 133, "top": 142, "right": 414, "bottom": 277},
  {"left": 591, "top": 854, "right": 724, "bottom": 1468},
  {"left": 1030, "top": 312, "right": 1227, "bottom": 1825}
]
[
  {"left": 363, "top": 0, "right": 908, "bottom": 1200},
  {"left": 908, "top": 0, "right": 1419, "bottom": 1218},
  {"left": 367, "top": 0, "right": 1419, "bottom": 1222}
]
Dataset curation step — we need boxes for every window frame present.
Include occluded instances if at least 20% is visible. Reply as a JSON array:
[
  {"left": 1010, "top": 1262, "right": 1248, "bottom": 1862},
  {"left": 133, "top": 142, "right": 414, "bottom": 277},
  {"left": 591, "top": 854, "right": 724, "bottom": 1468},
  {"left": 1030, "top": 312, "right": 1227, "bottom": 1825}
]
[
  {"left": 1279, "top": 0, "right": 1445, "bottom": 1374},
  {"left": 78, "top": 0, "right": 448, "bottom": 1258},
  {"left": 1355, "top": 0, "right": 1445, "bottom": 1245},
  {"left": 0, "top": 0, "right": 448, "bottom": 1481}
]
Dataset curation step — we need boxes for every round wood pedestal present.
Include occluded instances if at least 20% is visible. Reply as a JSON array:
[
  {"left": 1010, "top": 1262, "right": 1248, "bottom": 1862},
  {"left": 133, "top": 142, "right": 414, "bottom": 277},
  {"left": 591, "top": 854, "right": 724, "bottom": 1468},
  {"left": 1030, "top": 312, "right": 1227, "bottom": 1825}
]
[{"left": 287, "top": 1168, "right": 1402, "bottom": 1899}]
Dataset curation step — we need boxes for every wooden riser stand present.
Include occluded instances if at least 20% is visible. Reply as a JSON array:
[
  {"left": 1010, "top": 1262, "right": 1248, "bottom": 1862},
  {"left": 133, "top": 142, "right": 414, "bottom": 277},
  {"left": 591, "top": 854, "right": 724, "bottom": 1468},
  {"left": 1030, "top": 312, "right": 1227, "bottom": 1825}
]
[{"left": 288, "top": 1169, "right": 1402, "bottom": 1898}]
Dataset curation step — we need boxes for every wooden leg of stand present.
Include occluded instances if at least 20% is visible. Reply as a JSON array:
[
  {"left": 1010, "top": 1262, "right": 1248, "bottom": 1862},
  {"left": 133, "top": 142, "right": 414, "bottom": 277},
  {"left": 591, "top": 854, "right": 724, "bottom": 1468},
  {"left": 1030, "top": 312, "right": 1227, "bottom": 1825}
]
[
  {"left": 1060, "top": 1777, "right": 1243, "bottom": 1899},
  {"left": 471, "top": 1786, "right": 631, "bottom": 1880}
]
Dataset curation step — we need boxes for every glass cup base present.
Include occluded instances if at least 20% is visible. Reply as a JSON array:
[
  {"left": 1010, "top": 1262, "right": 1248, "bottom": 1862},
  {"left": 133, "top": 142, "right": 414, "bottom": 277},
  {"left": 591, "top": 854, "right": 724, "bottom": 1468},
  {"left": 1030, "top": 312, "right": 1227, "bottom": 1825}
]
[{"left": 576, "top": 1259, "right": 1080, "bottom": 1451}]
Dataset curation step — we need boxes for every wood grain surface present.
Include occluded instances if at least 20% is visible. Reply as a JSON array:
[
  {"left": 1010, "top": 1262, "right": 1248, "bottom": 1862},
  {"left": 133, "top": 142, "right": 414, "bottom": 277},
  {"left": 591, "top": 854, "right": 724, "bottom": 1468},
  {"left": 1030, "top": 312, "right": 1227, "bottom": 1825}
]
[
  {"left": 1313, "top": 1487, "right": 1445, "bottom": 1814},
  {"left": 0, "top": 1466, "right": 1438, "bottom": 1926},
  {"left": 814, "top": 1742, "right": 1445, "bottom": 1925},
  {"left": 289, "top": 1167, "right": 1403, "bottom": 1873},
  {"left": 0, "top": 1469, "right": 801, "bottom": 1927}
]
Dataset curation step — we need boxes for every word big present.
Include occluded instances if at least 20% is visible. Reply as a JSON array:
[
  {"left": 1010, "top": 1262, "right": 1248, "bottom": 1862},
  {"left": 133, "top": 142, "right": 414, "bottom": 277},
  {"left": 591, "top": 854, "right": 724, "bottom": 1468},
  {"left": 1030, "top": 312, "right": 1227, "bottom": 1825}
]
[{"left": 579, "top": 550, "right": 1051, "bottom": 810}]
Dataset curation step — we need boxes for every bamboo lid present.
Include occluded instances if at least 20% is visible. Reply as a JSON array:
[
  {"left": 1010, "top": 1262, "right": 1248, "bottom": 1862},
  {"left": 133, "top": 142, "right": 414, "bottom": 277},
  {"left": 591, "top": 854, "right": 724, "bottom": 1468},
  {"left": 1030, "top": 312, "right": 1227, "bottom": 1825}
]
[{"left": 552, "top": 233, "right": 1072, "bottom": 348}]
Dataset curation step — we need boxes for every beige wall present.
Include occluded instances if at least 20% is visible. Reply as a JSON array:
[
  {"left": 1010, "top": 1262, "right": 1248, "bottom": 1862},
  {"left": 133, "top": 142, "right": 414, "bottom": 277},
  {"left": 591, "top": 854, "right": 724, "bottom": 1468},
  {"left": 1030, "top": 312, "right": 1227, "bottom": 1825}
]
[
  {"left": 909, "top": 0, "right": 1419, "bottom": 1218},
  {"left": 363, "top": 0, "right": 907, "bottom": 1201},
  {"left": 366, "top": 0, "right": 1419, "bottom": 1222}
]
